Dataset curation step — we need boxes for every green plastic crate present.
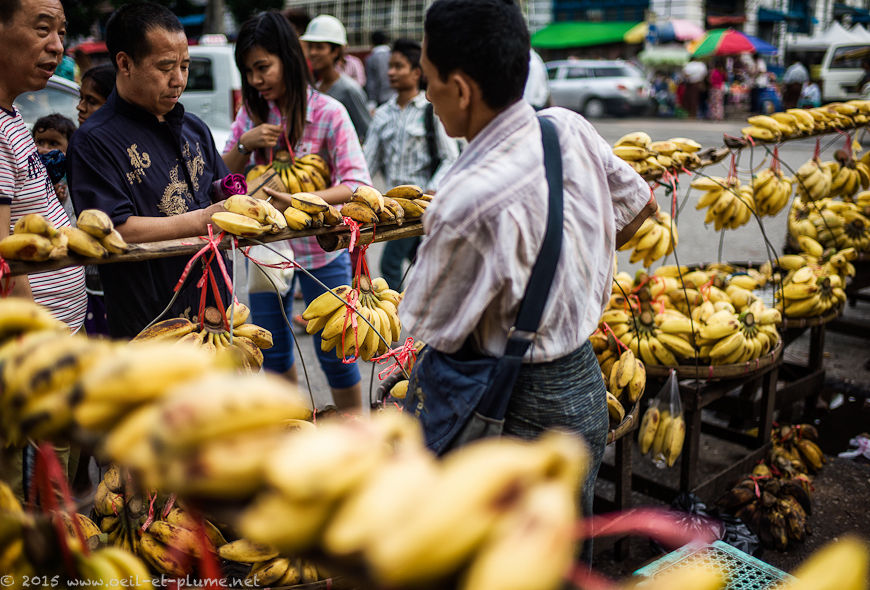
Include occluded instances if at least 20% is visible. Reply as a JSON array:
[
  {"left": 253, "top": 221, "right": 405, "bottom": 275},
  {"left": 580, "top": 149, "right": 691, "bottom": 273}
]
[{"left": 633, "top": 541, "right": 795, "bottom": 589}]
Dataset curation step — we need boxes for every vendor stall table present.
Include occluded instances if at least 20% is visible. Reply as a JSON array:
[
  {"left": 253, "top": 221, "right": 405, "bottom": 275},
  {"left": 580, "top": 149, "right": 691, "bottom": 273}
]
[{"left": 630, "top": 342, "right": 782, "bottom": 503}]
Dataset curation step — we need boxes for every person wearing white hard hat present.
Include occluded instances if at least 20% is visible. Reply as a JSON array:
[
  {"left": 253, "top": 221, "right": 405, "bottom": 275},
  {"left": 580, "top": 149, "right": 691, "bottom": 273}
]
[{"left": 301, "top": 15, "right": 371, "bottom": 141}]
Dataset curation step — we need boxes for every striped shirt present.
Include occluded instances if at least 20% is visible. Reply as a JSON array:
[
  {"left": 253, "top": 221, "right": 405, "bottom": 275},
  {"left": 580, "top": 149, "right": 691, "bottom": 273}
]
[
  {"left": 363, "top": 92, "right": 459, "bottom": 192},
  {"left": 225, "top": 88, "right": 371, "bottom": 270},
  {"left": 399, "top": 102, "right": 650, "bottom": 362},
  {"left": 0, "top": 107, "right": 86, "bottom": 332}
]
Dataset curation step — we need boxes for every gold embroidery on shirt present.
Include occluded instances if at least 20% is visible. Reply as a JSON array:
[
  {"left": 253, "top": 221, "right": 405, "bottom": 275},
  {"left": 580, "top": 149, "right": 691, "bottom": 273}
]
[
  {"left": 182, "top": 142, "right": 205, "bottom": 192},
  {"left": 158, "top": 165, "right": 191, "bottom": 216},
  {"left": 125, "top": 144, "right": 152, "bottom": 184}
]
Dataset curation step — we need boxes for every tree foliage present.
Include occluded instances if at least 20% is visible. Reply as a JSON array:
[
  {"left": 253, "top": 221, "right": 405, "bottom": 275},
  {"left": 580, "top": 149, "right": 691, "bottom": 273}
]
[{"left": 225, "top": 0, "right": 285, "bottom": 25}]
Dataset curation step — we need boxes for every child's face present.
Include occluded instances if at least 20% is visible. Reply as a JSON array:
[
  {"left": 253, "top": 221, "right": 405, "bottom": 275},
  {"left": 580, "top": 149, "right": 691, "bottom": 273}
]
[{"left": 34, "top": 128, "right": 68, "bottom": 155}]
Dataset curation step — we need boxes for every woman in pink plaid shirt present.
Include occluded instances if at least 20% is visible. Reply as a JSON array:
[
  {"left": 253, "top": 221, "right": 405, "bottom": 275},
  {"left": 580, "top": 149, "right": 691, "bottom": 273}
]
[{"left": 222, "top": 11, "right": 372, "bottom": 411}]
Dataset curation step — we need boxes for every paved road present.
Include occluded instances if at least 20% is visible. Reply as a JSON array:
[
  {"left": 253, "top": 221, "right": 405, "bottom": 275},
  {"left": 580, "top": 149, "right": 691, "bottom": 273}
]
[{"left": 278, "top": 117, "right": 866, "bottom": 410}]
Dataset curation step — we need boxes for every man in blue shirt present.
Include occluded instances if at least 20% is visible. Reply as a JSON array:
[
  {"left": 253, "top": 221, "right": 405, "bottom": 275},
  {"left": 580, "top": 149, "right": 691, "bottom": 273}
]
[{"left": 68, "top": 2, "right": 229, "bottom": 338}]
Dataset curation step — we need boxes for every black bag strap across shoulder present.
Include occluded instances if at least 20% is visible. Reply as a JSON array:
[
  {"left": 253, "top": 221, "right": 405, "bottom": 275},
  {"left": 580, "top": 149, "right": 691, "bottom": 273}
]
[{"left": 503, "top": 115, "right": 564, "bottom": 358}]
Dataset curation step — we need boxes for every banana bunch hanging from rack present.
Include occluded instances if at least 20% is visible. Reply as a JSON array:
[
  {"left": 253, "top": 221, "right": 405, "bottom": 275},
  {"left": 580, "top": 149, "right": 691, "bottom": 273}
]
[
  {"left": 617, "top": 210, "right": 678, "bottom": 267},
  {"left": 752, "top": 166, "right": 794, "bottom": 217},
  {"left": 690, "top": 176, "right": 756, "bottom": 230},
  {"left": 794, "top": 157, "right": 833, "bottom": 201},
  {"left": 131, "top": 303, "right": 272, "bottom": 372},
  {"left": 827, "top": 149, "right": 870, "bottom": 199},
  {"left": 301, "top": 276, "right": 403, "bottom": 361}
]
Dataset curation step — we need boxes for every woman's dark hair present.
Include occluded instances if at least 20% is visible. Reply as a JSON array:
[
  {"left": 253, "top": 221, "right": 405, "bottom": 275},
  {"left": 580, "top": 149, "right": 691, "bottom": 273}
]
[
  {"left": 32, "top": 113, "right": 76, "bottom": 141},
  {"left": 235, "top": 11, "right": 311, "bottom": 150},
  {"left": 105, "top": 2, "right": 184, "bottom": 68},
  {"left": 80, "top": 64, "right": 116, "bottom": 100},
  {"left": 424, "top": 0, "right": 529, "bottom": 110}
]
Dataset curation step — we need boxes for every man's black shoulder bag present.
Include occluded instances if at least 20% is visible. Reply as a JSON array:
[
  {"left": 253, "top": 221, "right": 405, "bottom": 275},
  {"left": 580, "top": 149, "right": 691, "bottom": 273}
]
[{"left": 403, "top": 115, "right": 564, "bottom": 455}]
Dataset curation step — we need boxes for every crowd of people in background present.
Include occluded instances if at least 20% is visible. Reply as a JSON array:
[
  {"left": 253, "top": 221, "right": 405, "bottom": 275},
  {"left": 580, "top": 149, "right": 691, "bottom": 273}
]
[{"left": 651, "top": 54, "right": 823, "bottom": 120}]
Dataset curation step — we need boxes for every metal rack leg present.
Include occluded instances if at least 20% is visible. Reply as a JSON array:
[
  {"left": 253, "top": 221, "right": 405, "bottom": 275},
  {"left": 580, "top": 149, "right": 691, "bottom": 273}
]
[
  {"left": 614, "top": 435, "right": 633, "bottom": 559},
  {"left": 679, "top": 391, "right": 702, "bottom": 492}
]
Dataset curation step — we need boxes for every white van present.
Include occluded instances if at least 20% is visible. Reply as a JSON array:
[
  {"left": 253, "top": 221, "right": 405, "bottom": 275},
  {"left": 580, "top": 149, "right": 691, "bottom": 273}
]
[
  {"left": 819, "top": 42, "right": 870, "bottom": 102},
  {"left": 183, "top": 40, "right": 242, "bottom": 150}
]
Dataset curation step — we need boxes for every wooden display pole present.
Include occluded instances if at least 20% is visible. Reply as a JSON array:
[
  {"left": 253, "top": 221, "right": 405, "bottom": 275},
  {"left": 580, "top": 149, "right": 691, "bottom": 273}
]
[{"left": 5, "top": 221, "right": 425, "bottom": 277}]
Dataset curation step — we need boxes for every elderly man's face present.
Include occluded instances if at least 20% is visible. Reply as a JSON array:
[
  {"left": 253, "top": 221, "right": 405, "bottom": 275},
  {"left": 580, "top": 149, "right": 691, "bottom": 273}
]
[{"left": 0, "top": 0, "right": 66, "bottom": 107}]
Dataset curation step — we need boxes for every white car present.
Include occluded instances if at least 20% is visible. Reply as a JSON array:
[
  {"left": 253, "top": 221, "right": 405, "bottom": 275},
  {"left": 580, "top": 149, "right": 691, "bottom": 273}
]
[
  {"left": 14, "top": 75, "right": 80, "bottom": 129},
  {"left": 546, "top": 59, "right": 652, "bottom": 118},
  {"left": 183, "top": 40, "right": 242, "bottom": 151}
]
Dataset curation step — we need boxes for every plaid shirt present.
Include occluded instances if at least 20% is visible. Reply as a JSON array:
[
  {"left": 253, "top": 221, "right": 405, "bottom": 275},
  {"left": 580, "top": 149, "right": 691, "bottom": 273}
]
[
  {"left": 226, "top": 88, "right": 371, "bottom": 270},
  {"left": 399, "top": 102, "right": 651, "bottom": 362},
  {"left": 363, "top": 92, "right": 459, "bottom": 192}
]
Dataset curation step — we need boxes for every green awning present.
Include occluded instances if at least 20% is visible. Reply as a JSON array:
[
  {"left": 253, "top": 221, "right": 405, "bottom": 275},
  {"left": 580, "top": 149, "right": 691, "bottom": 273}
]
[{"left": 531, "top": 21, "right": 638, "bottom": 49}]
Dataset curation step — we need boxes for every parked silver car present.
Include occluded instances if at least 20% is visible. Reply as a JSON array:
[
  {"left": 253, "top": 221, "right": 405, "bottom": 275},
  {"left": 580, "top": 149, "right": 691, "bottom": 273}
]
[
  {"left": 183, "top": 40, "right": 242, "bottom": 151},
  {"left": 14, "top": 74, "right": 80, "bottom": 129},
  {"left": 546, "top": 59, "right": 652, "bottom": 118}
]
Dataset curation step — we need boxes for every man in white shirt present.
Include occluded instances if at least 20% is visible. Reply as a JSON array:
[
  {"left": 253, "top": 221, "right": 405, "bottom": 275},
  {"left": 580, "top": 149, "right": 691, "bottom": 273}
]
[
  {"left": 364, "top": 39, "right": 458, "bottom": 290},
  {"left": 402, "top": 0, "right": 656, "bottom": 529}
]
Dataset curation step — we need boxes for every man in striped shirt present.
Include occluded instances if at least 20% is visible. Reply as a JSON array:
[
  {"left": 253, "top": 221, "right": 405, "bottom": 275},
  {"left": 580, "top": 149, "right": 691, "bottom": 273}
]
[
  {"left": 363, "top": 39, "right": 459, "bottom": 290},
  {"left": 0, "top": 0, "right": 86, "bottom": 331}
]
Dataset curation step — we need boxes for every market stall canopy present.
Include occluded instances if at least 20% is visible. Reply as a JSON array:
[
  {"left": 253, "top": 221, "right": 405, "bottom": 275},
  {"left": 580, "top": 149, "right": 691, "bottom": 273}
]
[
  {"left": 789, "top": 21, "right": 864, "bottom": 50},
  {"left": 850, "top": 23, "right": 870, "bottom": 42},
  {"left": 691, "top": 28, "right": 778, "bottom": 57},
  {"left": 624, "top": 19, "right": 705, "bottom": 44},
  {"left": 531, "top": 21, "right": 638, "bottom": 49},
  {"left": 638, "top": 45, "right": 691, "bottom": 66}
]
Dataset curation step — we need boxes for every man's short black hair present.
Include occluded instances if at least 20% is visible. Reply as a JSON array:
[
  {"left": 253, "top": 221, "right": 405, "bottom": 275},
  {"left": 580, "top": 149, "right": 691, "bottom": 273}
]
[
  {"left": 33, "top": 113, "right": 76, "bottom": 141},
  {"left": 424, "top": 0, "right": 529, "bottom": 110},
  {"left": 105, "top": 2, "right": 184, "bottom": 68},
  {"left": 391, "top": 38, "right": 421, "bottom": 71},
  {"left": 371, "top": 30, "right": 388, "bottom": 46},
  {"left": 0, "top": 0, "right": 21, "bottom": 25}
]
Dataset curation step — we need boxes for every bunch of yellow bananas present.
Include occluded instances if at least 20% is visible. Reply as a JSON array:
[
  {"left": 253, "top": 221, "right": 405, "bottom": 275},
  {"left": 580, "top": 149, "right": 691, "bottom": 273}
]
[
  {"left": 132, "top": 304, "right": 272, "bottom": 372},
  {"left": 827, "top": 152, "right": 870, "bottom": 199},
  {"left": 789, "top": 197, "right": 870, "bottom": 252},
  {"left": 617, "top": 210, "right": 678, "bottom": 267},
  {"left": 0, "top": 481, "right": 35, "bottom": 580},
  {"left": 138, "top": 507, "right": 228, "bottom": 578},
  {"left": 341, "top": 185, "right": 430, "bottom": 225},
  {"left": 244, "top": 152, "right": 333, "bottom": 195},
  {"left": 691, "top": 176, "right": 756, "bottom": 231},
  {"left": 612, "top": 132, "right": 703, "bottom": 176},
  {"left": 794, "top": 158, "right": 834, "bottom": 201},
  {"left": 0, "top": 479, "right": 154, "bottom": 589},
  {"left": 211, "top": 193, "right": 289, "bottom": 237},
  {"left": 775, "top": 261, "right": 847, "bottom": 318},
  {"left": 740, "top": 101, "right": 870, "bottom": 141},
  {"left": 136, "top": 371, "right": 311, "bottom": 500},
  {"left": 752, "top": 166, "right": 794, "bottom": 217},
  {"left": 234, "top": 411, "right": 587, "bottom": 590},
  {"left": 302, "top": 276, "right": 402, "bottom": 362},
  {"left": 0, "top": 209, "right": 129, "bottom": 262},
  {"left": 218, "top": 539, "right": 321, "bottom": 588},
  {"left": 692, "top": 300, "right": 781, "bottom": 365},
  {"left": 93, "top": 464, "right": 167, "bottom": 557},
  {"left": 73, "top": 547, "right": 154, "bottom": 589},
  {"left": 637, "top": 407, "right": 686, "bottom": 467}
]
